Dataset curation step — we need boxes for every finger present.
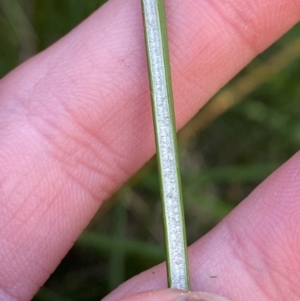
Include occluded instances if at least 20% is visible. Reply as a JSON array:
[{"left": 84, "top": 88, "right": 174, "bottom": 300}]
[
  {"left": 0, "top": 0, "right": 299, "bottom": 300},
  {"left": 104, "top": 152, "right": 300, "bottom": 301},
  {"left": 116, "top": 289, "right": 233, "bottom": 301}
]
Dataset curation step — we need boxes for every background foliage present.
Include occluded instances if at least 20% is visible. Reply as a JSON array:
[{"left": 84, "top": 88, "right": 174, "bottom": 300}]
[{"left": 0, "top": 1, "right": 300, "bottom": 300}]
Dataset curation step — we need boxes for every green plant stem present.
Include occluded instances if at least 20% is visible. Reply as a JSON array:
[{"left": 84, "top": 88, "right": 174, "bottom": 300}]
[{"left": 141, "top": 0, "right": 190, "bottom": 290}]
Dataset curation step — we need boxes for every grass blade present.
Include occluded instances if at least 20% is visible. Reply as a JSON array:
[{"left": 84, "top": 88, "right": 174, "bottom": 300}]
[{"left": 141, "top": 0, "right": 190, "bottom": 290}]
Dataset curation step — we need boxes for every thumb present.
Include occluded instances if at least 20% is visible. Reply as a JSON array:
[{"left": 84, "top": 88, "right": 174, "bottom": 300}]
[{"left": 116, "top": 289, "right": 233, "bottom": 301}]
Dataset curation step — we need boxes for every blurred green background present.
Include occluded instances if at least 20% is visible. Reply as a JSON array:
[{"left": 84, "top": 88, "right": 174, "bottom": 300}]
[{"left": 0, "top": 1, "right": 300, "bottom": 300}]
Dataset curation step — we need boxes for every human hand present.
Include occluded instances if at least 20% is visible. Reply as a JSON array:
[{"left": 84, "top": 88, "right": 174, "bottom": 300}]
[{"left": 0, "top": 0, "right": 299, "bottom": 300}]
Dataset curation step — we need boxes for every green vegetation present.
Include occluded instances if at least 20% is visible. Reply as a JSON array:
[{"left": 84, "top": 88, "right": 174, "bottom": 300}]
[{"left": 1, "top": 1, "right": 300, "bottom": 300}]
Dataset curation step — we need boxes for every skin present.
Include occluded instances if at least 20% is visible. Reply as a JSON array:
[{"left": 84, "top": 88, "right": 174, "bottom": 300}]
[{"left": 0, "top": 0, "right": 299, "bottom": 300}]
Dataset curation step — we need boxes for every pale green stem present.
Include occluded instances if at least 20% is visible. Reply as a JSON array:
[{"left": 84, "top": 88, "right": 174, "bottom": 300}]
[{"left": 141, "top": 0, "right": 190, "bottom": 290}]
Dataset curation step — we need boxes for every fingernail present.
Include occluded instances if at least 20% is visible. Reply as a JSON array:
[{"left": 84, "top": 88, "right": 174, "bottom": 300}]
[{"left": 175, "top": 291, "right": 233, "bottom": 301}]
